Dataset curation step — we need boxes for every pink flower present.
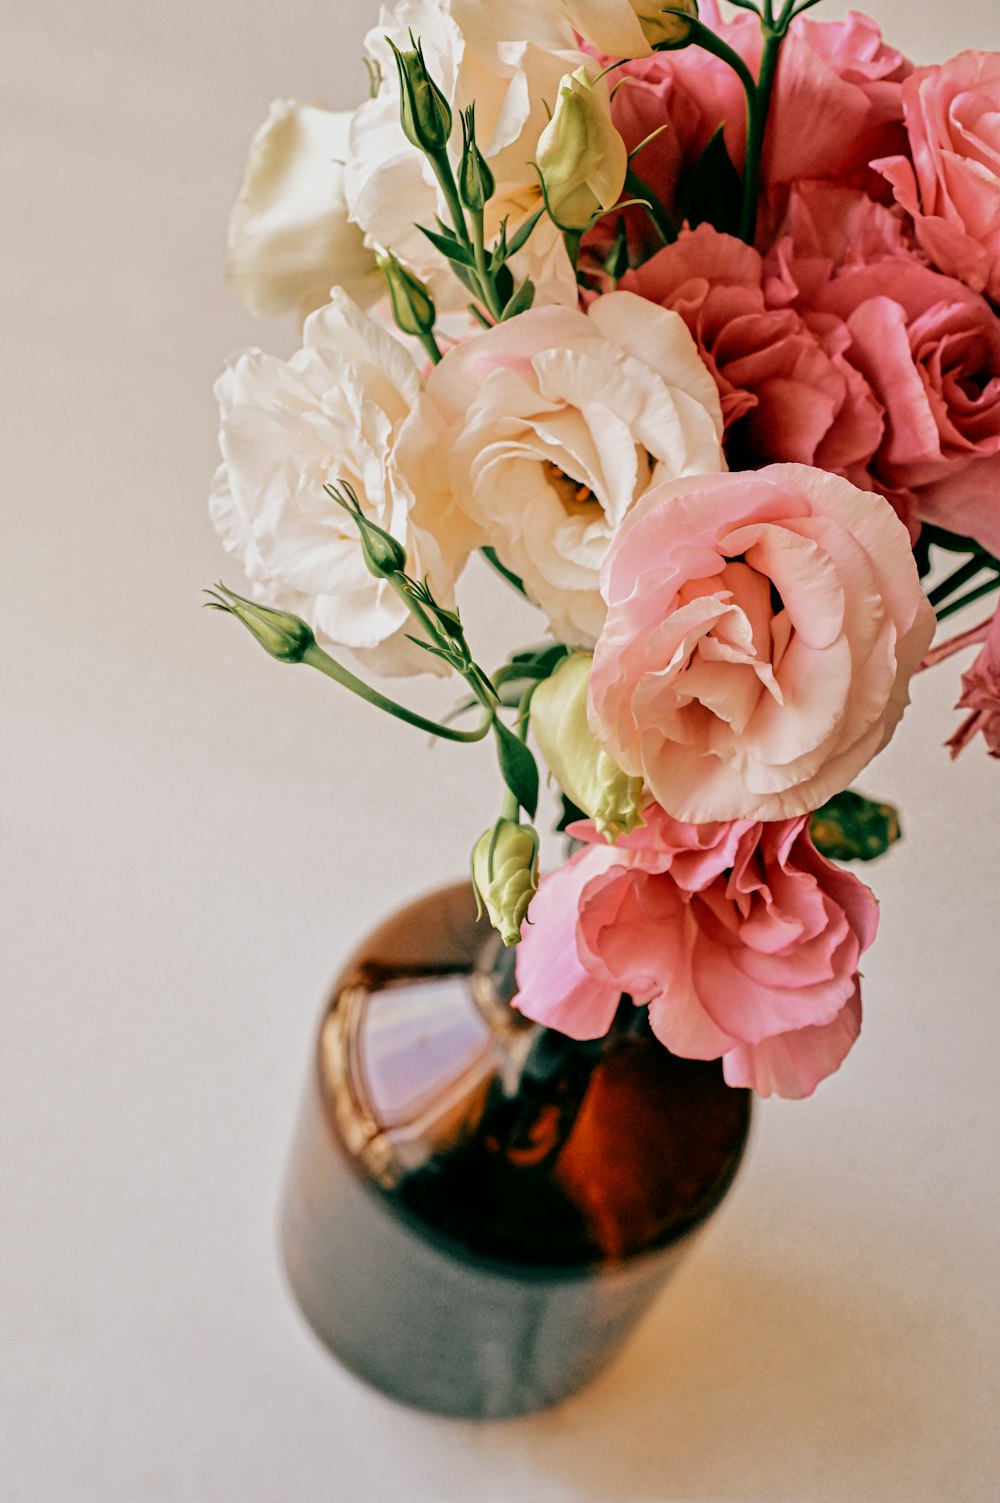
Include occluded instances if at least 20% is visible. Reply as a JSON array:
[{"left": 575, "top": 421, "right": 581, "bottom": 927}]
[
  {"left": 589, "top": 463, "right": 935, "bottom": 823},
  {"left": 947, "top": 607, "right": 1000, "bottom": 758},
  {"left": 875, "top": 52, "right": 1000, "bottom": 303},
  {"left": 514, "top": 806, "right": 879, "bottom": 1099},
  {"left": 620, "top": 224, "right": 883, "bottom": 480},
  {"left": 781, "top": 253, "right": 1000, "bottom": 554}
]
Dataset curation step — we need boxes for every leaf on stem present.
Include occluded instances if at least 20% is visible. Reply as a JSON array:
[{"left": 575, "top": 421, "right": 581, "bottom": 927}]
[{"left": 494, "top": 719, "right": 540, "bottom": 819}]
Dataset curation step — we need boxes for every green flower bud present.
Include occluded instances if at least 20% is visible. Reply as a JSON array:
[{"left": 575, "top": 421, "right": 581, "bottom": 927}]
[
  {"left": 458, "top": 105, "right": 495, "bottom": 213},
  {"left": 326, "top": 481, "right": 408, "bottom": 578},
  {"left": 205, "top": 584, "right": 315, "bottom": 663},
  {"left": 472, "top": 820, "right": 540, "bottom": 947},
  {"left": 531, "top": 654, "right": 644, "bottom": 842},
  {"left": 387, "top": 36, "right": 452, "bottom": 155},
  {"left": 643, "top": 0, "right": 699, "bottom": 50},
  {"left": 535, "top": 67, "right": 628, "bottom": 231},
  {"left": 378, "top": 252, "right": 437, "bottom": 338}
]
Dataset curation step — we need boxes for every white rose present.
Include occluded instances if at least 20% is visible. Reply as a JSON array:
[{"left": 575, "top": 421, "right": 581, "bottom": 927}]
[
  {"left": 344, "top": 0, "right": 587, "bottom": 309},
  {"left": 226, "top": 101, "right": 383, "bottom": 321},
  {"left": 211, "top": 290, "right": 463, "bottom": 676},
  {"left": 560, "top": 0, "right": 698, "bottom": 58},
  {"left": 403, "top": 290, "right": 726, "bottom": 645}
]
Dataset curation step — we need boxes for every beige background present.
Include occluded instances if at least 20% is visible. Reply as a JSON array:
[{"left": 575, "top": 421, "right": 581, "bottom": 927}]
[{"left": 3, "top": 1, "right": 1000, "bottom": 1498}]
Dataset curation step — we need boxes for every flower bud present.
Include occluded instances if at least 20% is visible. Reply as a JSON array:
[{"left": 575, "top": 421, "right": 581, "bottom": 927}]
[
  {"left": 535, "top": 68, "right": 628, "bottom": 231},
  {"left": 531, "top": 654, "right": 644, "bottom": 841},
  {"left": 205, "top": 585, "right": 315, "bottom": 663},
  {"left": 377, "top": 253, "right": 437, "bottom": 338},
  {"left": 326, "top": 482, "right": 409, "bottom": 578},
  {"left": 560, "top": 0, "right": 698, "bottom": 58},
  {"left": 387, "top": 37, "right": 452, "bottom": 156},
  {"left": 458, "top": 105, "right": 495, "bottom": 213},
  {"left": 472, "top": 821, "right": 540, "bottom": 947}
]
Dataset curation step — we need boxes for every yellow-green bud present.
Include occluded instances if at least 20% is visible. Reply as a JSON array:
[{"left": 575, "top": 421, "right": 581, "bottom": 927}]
[
  {"left": 205, "top": 584, "right": 316, "bottom": 663},
  {"left": 641, "top": 0, "right": 698, "bottom": 50},
  {"left": 378, "top": 252, "right": 437, "bottom": 338},
  {"left": 531, "top": 654, "right": 644, "bottom": 841},
  {"left": 535, "top": 68, "right": 628, "bottom": 231},
  {"left": 472, "top": 820, "right": 540, "bottom": 947},
  {"left": 326, "top": 481, "right": 408, "bottom": 578},
  {"left": 388, "top": 37, "right": 452, "bottom": 155}
]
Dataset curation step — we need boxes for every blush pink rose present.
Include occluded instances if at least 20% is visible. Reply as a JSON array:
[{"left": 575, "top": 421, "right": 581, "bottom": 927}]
[
  {"left": 875, "top": 52, "right": 1000, "bottom": 303},
  {"left": 784, "top": 256, "right": 1000, "bottom": 554},
  {"left": 514, "top": 805, "right": 878, "bottom": 1100},
  {"left": 589, "top": 463, "right": 935, "bottom": 823},
  {"left": 947, "top": 607, "right": 1000, "bottom": 758},
  {"left": 620, "top": 224, "right": 883, "bottom": 480}
]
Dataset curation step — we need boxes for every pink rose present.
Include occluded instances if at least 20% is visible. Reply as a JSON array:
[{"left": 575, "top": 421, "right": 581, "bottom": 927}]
[
  {"left": 875, "top": 52, "right": 1000, "bottom": 303},
  {"left": 589, "top": 463, "right": 935, "bottom": 823},
  {"left": 514, "top": 805, "right": 879, "bottom": 1099},
  {"left": 784, "top": 255, "right": 1000, "bottom": 554},
  {"left": 620, "top": 224, "right": 883, "bottom": 480},
  {"left": 947, "top": 607, "right": 1000, "bottom": 758}
]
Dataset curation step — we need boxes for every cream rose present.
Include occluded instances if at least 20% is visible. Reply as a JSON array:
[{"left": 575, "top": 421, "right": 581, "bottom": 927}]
[
  {"left": 226, "top": 101, "right": 382, "bottom": 320},
  {"left": 344, "top": 0, "right": 590, "bottom": 309},
  {"left": 405, "top": 290, "right": 726, "bottom": 645},
  {"left": 211, "top": 290, "right": 461, "bottom": 676},
  {"left": 589, "top": 464, "right": 935, "bottom": 823}
]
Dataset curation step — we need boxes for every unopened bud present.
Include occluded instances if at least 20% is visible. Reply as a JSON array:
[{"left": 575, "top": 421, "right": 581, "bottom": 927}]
[
  {"left": 388, "top": 36, "right": 452, "bottom": 155},
  {"left": 531, "top": 654, "right": 644, "bottom": 842},
  {"left": 378, "top": 252, "right": 437, "bottom": 338},
  {"left": 326, "top": 482, "right": 408, "bottom": 578},
  {"left": 472, "top": 820, "right": 540, "bottom": 947},
  {"left": 562, "top": 0, "right": 698, "bottom": 57},
  {"left": 458, "top": 105, "right": 495, "bottom": 212},
  {"left": 640, "top": 0, "right": 698, "bottom": 49},
  {"left": 205, "top": 584, "right": 315, "bottom": 663},
  {"left": 535, "top": 68, "right": 628, "bottom": 232}
]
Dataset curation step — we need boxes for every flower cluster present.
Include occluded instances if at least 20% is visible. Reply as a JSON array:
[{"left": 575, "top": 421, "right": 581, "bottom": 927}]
[{"left": 210, "top": 0, "right": 1000, "bottom": 1098}]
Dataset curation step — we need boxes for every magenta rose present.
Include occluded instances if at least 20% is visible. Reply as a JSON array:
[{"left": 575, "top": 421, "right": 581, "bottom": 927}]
[
  {"left": 792, "top": 257, "right": 1000, "bottom": 554},
  {"left": 589, "top": 463, "right": 935, "bottom": 823},
  {"left": 621, "top": 224, "right": 883, "bottom": 480},
  {"left": 875, "top": 52, "right": 1000, "bottom": 303},
  {"left": 514, "top": 805, "right": 879, "bottom": 1100}
]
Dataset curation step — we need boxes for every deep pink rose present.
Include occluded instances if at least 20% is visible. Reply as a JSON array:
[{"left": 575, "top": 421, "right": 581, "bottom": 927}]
[
  {"left": 781, "top": 254, "right": 1000, "bottom": 553},
  {"left": 947, "top": 607, "right": 1000, "bottom": 758},
  {"left": 621, "top": 224, "right": 883, "bottom": 479},
  {"left": 589, "top": 464, "right": 935, "bottom": 823},
  {"left": 875, "top": 52, "right": 1000, "bottom": 303},
  {"left": 514, "top": 805, "right": 879, "bottom": 1100}
]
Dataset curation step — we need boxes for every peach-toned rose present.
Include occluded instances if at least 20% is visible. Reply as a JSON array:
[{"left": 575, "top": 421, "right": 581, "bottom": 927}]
[
  {"left": 875, "top": 52, "right": 1000, "bottom": 303},
  {"left": 620, "top": 224, "right": 883, "bottom": 481},
  {"left": 514, "top": 805, "right": 879, "bottom": 1099},
  {"left": 589, "top": 463, "right": 935, "bottom": 823}
]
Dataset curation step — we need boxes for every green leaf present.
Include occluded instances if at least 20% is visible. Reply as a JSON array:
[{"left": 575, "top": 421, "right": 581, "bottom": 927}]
[
  {"left": 678, "top": 125, "right": 741, "bottom": 237},
  {"left": 418, "top": 222, "right": 476, "bottom": 268},
  {"left": 493, "top": 719, "right": 539, "bottom": 819},
  {"left": 555, "top": 793, "right": 587, "bottom": 834},
  {"left": 500, "top": 277, "right": 536, "bottom": 321},
  {"left": 504, "top": 207, "right": 546, "bottom": 260},
  {"left": 494, "top": 262, "right": 515, "bottom": 308},
  {"left": 810, "top": 790, "right": 902, "bottom": 863}
]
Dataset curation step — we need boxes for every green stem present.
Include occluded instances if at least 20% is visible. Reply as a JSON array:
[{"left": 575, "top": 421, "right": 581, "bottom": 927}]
[
  {"left": 430, "top": 151, "right": 471, "bottom": 248},
  {"left": 739, "top": 24, "right": 783, "bottom": 245},
  {"left": 418, "top": 331, "right": 443, "bottom": 365},
  {"left": 935, "top": 576, "right": 1000, "bottom": 623},
  {"left": 927, "top": 555, "right": 991, "bottom": 609},
  {"left": 301, "top": 642, "right": 494, "bottom": 742},
  {"left": 471, "top": 208, "right": 503, "bottom": 320},
  {"left": 623, "top": 166, "right": 677, "bottom": 244}
]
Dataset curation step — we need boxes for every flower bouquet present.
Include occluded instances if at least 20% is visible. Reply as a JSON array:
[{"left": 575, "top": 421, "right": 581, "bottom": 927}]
[{"left": 208, "top": 0, "right": 1000, "bottom": 1417}]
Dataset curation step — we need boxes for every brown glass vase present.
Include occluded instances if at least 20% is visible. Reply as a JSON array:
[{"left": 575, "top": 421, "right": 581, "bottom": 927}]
[{"left": 280, "top": 881, "right": 751, "bottom": 1420}]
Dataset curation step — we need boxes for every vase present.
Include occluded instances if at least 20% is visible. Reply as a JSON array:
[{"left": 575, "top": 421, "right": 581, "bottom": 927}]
[{"left": 280, "top": 881, "right": 752, "bottom": 1420}]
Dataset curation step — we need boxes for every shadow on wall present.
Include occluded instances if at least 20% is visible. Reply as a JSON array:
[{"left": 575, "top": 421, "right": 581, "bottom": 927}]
[{"left": 454, "top": 1242, "right": 993, "bottom": 1503}]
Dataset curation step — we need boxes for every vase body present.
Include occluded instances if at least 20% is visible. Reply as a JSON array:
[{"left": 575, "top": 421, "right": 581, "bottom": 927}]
[{"left": 280, "top": 882, "right": 751, "bottom": 1420}]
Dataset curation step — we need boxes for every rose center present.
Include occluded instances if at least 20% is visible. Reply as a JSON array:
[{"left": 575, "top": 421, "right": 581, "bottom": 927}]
[{"left": 543, "top": 461, "right": 600, "bottom": 514}]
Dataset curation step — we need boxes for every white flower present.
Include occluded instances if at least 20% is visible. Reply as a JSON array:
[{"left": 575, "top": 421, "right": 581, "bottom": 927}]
[
  {"left": 406, "top": 290, "right": 726, "bottom": 646},
  {"left": 560, "top": 0, "right": 698, "bottom": 58},
  {"left": 211, "top": 290, "right": 463, "bottom": 676},
  {"left": 226, "top": 101, "right": 383, "bottom": 321},
  {"left": 344, "top": 0, "right": 588, "bottom": 309}
]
